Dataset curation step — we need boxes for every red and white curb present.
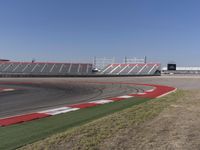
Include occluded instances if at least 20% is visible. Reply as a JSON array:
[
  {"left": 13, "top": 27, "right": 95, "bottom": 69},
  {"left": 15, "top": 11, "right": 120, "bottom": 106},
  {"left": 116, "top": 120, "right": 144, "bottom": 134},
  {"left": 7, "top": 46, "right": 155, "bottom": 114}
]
[{"left": 0, "top": 82, "right": 176, "bottom": 127}]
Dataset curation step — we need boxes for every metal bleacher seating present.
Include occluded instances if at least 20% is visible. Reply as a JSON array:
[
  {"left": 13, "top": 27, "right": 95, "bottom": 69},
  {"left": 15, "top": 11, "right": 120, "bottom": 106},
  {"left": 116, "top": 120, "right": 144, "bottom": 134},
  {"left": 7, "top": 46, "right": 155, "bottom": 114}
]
[
  {"left": 0, "top": 61, "right": 93, "bottom": 76},
  {"left": 100, "top": 63, "right": 161, "bottom": 75},
  {"left": 0, "top": 60, "right": 160, "bottom": 76}
]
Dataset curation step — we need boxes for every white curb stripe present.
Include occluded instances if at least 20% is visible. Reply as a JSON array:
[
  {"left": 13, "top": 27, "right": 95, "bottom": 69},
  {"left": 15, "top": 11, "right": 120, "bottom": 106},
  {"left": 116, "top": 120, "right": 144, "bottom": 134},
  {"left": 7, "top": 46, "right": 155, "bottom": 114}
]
[
  {"left": 2, "top": 88, "right": 15, "bottom": 92},
  {"left": 145, "top": 88, "right": 155, "bottom": 92},
  {"left": 117, "top": 95, "right": 134, "bottom": 98},
  {"left": 137, "top": 92, "right": 146, "bottom": 95},
  {"left": 39, "top": 107, "right": 79, "bottom": 115},
  {"left": 89, "top": 99, "right": 113, "bottom": 104}
]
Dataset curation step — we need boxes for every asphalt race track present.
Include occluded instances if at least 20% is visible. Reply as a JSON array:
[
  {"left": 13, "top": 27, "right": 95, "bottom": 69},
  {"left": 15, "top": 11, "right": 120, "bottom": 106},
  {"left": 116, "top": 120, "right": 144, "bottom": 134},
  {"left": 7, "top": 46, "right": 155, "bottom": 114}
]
[
  {"left": 0, "top": 78, "right": 150, "bottom": 118},
  {"left": 2, "top": 75, "right": 195, "bottom": 119}
]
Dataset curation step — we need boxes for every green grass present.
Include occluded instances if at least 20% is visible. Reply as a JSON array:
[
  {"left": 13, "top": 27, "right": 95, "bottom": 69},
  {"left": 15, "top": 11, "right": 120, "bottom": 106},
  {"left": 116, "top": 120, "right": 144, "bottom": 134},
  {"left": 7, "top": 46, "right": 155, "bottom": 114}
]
[
  {"left": 0, "top": 97, "right": 150, "bottom": 150},
  {"left": 19, "top": 90, "right": 184, "bottom": 150}
]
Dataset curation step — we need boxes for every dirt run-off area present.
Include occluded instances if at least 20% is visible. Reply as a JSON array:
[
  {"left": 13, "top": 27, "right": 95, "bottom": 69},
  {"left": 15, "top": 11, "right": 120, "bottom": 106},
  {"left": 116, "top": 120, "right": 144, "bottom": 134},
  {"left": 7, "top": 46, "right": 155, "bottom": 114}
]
[
  {"left": 101, "top": 90, "right": 200, "bottom": 150},
  {"left": 19, "top": 75, "right": 200, "bottom": 150}
]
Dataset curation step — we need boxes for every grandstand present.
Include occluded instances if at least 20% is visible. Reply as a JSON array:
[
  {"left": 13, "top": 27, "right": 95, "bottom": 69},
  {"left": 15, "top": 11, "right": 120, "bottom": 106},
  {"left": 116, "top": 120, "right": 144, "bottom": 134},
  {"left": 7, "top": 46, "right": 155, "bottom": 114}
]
[
  {"left": 100, "top": 63, "right": 161, "bottom": 75},
  {"left": 0, "top": 61, "right": 93, "bottom": 76},
  {"left": 0, "top": 57, "right": 161, "bottom": 77}
]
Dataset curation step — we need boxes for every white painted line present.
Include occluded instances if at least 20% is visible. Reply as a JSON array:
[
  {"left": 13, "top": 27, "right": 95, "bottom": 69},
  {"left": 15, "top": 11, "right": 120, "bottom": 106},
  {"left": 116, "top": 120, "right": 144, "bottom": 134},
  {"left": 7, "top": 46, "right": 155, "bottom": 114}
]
[
  {"left": 89, "top": 99, "right": 113, "bottom": 104},
  {"left": 117, "top": 95, "right": 134, "bottom": 98},
  {"left": 156, "top": 88, "right": 177, "bottom": 98},
  {"left": 2, "top": 89, "right": 15, "bottom": 92},
  {"left": 39, "top": 107, "right": 79, "bottom": 115}
]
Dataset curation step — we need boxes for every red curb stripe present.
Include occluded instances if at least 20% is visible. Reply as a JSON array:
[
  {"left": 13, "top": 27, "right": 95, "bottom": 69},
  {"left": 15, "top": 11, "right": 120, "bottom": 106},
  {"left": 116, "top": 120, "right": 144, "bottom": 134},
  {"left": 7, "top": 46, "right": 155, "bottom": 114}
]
[
  {"left": 68, "top": 103, "right": 100, "bottom": 109},
  {"left": 129, "top": 86, "right": 175, "bottom": 98},
  {"left": 0, "top": 113, "right": 50, "bottom": 127},
  {"left": 145, "top": 86, "right": 175, "bottom": 98}
]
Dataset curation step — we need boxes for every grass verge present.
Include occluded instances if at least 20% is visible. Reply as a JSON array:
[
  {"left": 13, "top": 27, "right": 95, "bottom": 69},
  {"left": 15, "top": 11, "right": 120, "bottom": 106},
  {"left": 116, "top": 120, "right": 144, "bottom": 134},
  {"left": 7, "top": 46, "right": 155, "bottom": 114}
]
[
  {"left": 0, "top": 97, "right": 150, "bottom": 150},
  {"left": 19, "top": 90, "right": 184, "bottom": 150}
]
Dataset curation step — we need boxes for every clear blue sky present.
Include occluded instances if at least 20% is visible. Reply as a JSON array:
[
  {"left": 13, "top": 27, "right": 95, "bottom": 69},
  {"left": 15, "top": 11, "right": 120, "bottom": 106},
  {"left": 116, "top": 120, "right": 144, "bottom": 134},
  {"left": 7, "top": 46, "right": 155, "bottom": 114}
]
[{"left": 0, "top": 0, "right": 200, "bottom": 66}]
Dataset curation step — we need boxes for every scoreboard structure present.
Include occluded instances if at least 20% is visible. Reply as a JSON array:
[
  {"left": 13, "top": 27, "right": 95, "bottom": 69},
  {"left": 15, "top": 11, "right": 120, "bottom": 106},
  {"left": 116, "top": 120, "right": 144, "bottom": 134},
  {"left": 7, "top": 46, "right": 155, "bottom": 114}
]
[{"left": 167, "top": 64, "right": 176, "bottom": 71}]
